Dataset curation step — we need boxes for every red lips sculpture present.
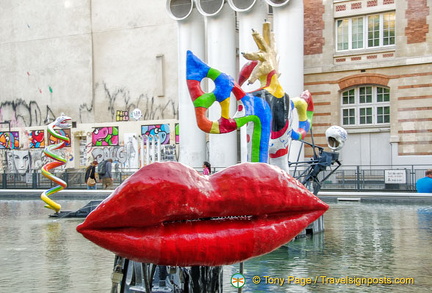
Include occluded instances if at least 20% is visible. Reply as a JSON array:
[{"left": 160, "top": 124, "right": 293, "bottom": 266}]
[{"left": 77, "top": 162, "right": 328, "bottom": 266}]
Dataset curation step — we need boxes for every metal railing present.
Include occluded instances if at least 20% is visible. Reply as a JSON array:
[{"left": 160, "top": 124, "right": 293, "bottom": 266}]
[
  {"left": 314, "top": 165, "right": 427, "bottom": 192},
  {"left": 0, "top": 170, "right": 136, "bottom": 190},
  {"left": 0, "top": 165, "right": 427, "bottom": 192}
]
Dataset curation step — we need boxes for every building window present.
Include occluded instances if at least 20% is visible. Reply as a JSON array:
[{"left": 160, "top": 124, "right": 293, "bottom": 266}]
[
  {"left": 336, "top": 12, "right": 395, "bottom": 52},
  {"left": 341, "top": 86, "right": 390, "bottom": 126}
]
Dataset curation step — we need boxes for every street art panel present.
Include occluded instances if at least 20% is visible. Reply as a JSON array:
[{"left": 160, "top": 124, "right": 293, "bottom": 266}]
[
  {"left": 92, "top": 126, "right": 119, "bottom": 146},
  {"left": 175, "top": 123, "right": 179, "bottom": 144},
  {"left": 141, "top": 124, "right": 170, "bottom": 144},
  {"left": 0, "top": 132, "right": 20, "bottom": 149},
  {"left": 48, "top": 128, "right": 71, "bottom": 147},
  {"left": 29, "top": 130, "right": 45, "bottom": 148}
]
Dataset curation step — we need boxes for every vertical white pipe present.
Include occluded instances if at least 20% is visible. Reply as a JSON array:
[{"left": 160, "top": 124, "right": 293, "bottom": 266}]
[
  {"left": 145, "top": 135, "right": 149, "bottom": 165},
  {"left": 157, "top": 134, "right": 161, "bottom": 162},
  {"left": 207, "top": 4, "right": 238, "bottom": 169},
  {"left": 237, "top": 1, "right": 269, "bottom": 163},
  {"left": 149, "top": 135, "right": 153, "bottom": 163},
  {"left": 140, "top": 135, "right": 144, "bottom": 168},
  {"left": 272, "top": 0, "right": 304, "bottom": 167},
  {"left": 273, "top": 1, "right": 304, "bottom": 98},
  {"left": 177, "top": 9, "right": 206, "bottom": 168}
]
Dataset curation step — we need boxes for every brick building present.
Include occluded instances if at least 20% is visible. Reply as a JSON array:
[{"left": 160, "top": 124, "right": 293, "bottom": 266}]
[{"left": 303, "top": 0, "right": 432, "bottom": 167}]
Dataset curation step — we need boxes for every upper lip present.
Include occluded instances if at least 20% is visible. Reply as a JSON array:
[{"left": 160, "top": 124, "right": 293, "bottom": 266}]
[{"left": 77, "top": 162, "right": 328, "bottom": 266}]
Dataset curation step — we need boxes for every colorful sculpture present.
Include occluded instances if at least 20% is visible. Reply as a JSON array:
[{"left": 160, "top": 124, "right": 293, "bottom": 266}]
[
  {"left": 187, "top": 22, "right": 314, "bottom": 171},
  {"left": 41, "top": 113, "right": 71, "bottom": 213},
  {"left": 77, "top": 162, "right": 328, "bottom": 266},
  {"left": 77, "top": 21, "right": 328, "bottom": 282}
]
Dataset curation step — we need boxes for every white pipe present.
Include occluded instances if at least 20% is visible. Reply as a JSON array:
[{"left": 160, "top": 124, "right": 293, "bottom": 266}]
[
  {"left": 145, "top": 135, "right": 149, "bottom": 165},
  {"left": 207, "top": 3, "right": 238, "bottom": 168},
  {"left": 237, "top": 0, "right": 269, "bottom": 163},
  {"left": 272, "top": 0, "right": 304, "bottom": 168},
  {"left": 140, "top": 135, "right": 144, "bottom": 168},
  {"left": 148, "top": 135, "right": 152, "bottom": 163},
  {"left": 157, "top": 134, "right": 161, "bottom": 162},
  {"left": 176, "top": 8, "right": 206, "bottom": 168}
]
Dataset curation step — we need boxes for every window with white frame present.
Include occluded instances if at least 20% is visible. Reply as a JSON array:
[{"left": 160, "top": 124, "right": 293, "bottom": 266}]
[
  {"left": 336, "top": 12, "right": 395, "bottom": 51},
  {"left": 341, "top": 86, "right": 390, "bottom": 126}
]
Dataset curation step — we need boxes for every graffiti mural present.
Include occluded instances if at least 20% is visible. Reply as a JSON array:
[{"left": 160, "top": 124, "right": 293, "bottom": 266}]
[
  {"left": 124, "top": 133, "right": 139, "bottom": 170},
  {"left": 92, "top": 127, "right": 119, "bottom": 146},
  {"left": 3, "top": 148, "right": 73, "bottom": 180},
  {"left": 29, "top": 130, "right": 45, "bottom": 148},
  {"left": 0, "top": 99, "right": 57, "bottom": 127},
  {"left": 48, "top": 128, "right": 71, "bottom": 147},
  {"left": 89, "top": 145, "right": 124, "bottom": 165},
  {"left": 161, "top": 145, "right": 177, "bottom": 162},
  {"left": 102, "top": 83, "right": 178, "bottom": 121},
  {"left": 0, "top": 132, "right": 20, "bottom": 149},
  {"left": 141, "top": 124, "right": 170, "bottom": 144},
  {"left": 30, "top": 148, "right": 73, "bottom": 171}
]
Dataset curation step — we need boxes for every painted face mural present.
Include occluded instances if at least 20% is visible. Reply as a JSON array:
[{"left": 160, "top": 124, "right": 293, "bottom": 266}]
[
  {"left": 186, "top": 22, "right": 314, "bottom": 172},
  {"left": 9, "top": 150, "right": 31, "bottom": 175}
]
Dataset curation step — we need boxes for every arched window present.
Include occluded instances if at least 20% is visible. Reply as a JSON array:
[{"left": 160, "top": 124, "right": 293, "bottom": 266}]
[{"left": 341, "top": 86, "right": 390, "bottom": 126}]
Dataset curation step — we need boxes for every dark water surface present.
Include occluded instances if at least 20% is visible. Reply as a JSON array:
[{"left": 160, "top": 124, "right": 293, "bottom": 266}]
[{"left": 1, "top": 200, "right": 431, "bottom": 292}]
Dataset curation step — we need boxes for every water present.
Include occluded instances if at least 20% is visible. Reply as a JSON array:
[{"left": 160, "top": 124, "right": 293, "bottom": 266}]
[{"left": 1, "top": 200, "right": 431, "bottom": 292}]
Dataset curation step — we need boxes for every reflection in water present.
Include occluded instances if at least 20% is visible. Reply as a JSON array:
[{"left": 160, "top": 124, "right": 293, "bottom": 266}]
[
  {"left": 0, "top": 200, "right": 113, "bottom": 292},
  {"left": 1, "top": 200, "right": 432, "bottom": 292}
]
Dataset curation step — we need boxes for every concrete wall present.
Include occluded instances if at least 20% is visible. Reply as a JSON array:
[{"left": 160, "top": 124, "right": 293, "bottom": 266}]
[
  {"left": 0, "top": 0, "right": 178, "bottom": 127},
  {"left": 0, "top": 0, "right": 179, "bottom": 172}
]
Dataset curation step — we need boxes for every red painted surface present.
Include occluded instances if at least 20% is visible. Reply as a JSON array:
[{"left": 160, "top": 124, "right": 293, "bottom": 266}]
[{"left": 77, "top": 162, "right": 329, "bottom": 266}]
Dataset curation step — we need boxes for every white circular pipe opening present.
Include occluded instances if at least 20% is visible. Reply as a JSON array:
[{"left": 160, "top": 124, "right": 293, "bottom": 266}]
[
  {"left": 264, "top": 0, "right": 290, "bottom": 7},
  {"left": 195, "top": 0, "right": 224, "bottom": 16},
  {"left": 166, "top": 0, "right": 194, "bottom": 20},
  {"left": 227, "top": 0, "right": 257, "bottom": 12}
]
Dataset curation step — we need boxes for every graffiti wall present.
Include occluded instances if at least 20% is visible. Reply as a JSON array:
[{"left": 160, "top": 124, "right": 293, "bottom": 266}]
[
  {"left": 0, "top": 147, "right": 74, "bottom": 179},
  {"left": 85, "top": 139, "right": 177, "bottom": 172}
]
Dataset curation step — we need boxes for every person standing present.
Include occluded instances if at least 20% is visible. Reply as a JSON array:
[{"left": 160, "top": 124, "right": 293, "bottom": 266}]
[
  {"left": 85, "top": 161, "right": 98, "bottom": 190},
  {"left": 202, "top": 161, "right": 211, "bottom": 175},
  {"left": 100, "top": 158, "right": 114, "bottom": 189},
  {"left": 416, "top": 169, "right": 432, "bottom": 193}
]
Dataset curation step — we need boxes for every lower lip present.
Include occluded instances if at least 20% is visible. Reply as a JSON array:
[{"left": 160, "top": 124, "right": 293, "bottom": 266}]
[{"left": 78, "top": 210, "right": 324, "bottom": 266}]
